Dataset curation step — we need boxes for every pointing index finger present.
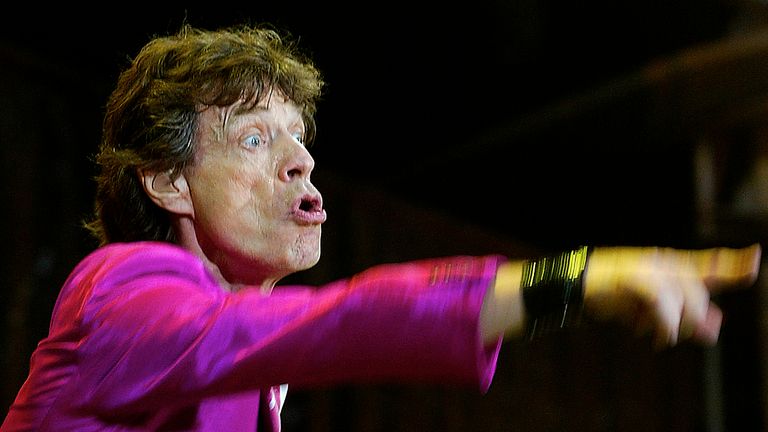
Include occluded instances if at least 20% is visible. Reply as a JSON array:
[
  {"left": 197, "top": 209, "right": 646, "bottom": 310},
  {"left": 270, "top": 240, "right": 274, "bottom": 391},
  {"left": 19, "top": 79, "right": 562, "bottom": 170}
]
[{"left": 689, "top": 243, "right": 762, "bottom": 293}]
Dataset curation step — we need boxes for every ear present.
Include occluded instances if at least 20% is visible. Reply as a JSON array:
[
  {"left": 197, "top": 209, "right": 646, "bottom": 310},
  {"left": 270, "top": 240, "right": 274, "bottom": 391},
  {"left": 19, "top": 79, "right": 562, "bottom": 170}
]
[{"left": 138, "top": 169, "right": 194, "bottom": 216}]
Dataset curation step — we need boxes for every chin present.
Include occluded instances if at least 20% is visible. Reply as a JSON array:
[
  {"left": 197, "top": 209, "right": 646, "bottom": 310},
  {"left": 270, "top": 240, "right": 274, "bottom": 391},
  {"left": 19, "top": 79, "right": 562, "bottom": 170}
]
[
  {"left": 297, "top": 250, "right": 321, "bottom": 270},
  {"left": 292, "top": 233, "right": 322, "bottom": 269}
]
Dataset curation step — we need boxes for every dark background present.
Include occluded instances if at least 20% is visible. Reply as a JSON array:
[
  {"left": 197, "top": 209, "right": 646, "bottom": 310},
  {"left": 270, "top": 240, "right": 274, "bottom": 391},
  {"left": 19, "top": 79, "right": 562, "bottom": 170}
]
[
  {"left": 3, "top": 1, "right": 768, "bottom": 431},
  {"left": 0, "top": 0, "right": 742, "bottom": 247}
]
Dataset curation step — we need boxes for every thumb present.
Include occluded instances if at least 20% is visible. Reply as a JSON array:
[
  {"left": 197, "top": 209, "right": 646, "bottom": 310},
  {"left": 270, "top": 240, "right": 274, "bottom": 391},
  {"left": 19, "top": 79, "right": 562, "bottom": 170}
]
[{"left": 690, "top": 304, "right": 724, "bottom": 346}]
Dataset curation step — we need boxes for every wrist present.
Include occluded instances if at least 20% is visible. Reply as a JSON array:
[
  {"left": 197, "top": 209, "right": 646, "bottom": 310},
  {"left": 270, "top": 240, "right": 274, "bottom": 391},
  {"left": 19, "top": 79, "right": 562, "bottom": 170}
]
[{"left": 521, "top": 245, "right": 591, "bottom": 340}]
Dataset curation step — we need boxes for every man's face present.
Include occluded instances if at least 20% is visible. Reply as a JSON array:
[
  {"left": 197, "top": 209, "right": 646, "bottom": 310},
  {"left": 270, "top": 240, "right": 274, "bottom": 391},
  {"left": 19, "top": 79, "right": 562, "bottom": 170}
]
[{"left": 182, "top": 93, "right": 325, "bottom": 288}]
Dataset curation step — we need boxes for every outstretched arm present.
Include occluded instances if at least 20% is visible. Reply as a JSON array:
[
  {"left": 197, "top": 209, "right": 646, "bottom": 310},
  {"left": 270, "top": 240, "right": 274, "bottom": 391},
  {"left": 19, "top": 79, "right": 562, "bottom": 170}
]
[{"left": 480, "top": 244, "right": 762, "bottom": 348}]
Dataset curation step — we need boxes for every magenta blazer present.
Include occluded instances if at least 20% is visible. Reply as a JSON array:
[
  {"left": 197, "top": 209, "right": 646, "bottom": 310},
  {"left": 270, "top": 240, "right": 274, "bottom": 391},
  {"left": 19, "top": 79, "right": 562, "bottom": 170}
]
[{"left": 1, "top": 241, "right": 503, "bottom": 431}]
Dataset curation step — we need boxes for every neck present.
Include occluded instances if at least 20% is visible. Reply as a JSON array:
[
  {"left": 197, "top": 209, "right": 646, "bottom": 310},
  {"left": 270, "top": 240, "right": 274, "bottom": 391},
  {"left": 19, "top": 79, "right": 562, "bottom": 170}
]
[{"left": 171, "top": 217, "right": 279, "bottom": 293}]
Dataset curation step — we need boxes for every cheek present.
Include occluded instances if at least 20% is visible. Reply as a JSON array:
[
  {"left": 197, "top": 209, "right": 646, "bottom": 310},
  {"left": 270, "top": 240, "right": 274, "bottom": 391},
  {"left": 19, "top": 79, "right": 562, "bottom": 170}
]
[
  {"left": 187, "top": 151, "right": 282, "bottom": 228},
  {"left": 236, "top": 171, "right": 278, "bottom": 215},
  {"left": 205, "top": 162, "right": 274, "bottom": 207}
]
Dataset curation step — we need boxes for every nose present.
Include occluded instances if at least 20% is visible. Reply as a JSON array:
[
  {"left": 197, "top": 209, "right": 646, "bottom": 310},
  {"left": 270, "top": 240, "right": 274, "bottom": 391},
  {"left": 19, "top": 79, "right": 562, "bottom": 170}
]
[{"left": 279, "top": 135, "right": 315, "bottom": 182}]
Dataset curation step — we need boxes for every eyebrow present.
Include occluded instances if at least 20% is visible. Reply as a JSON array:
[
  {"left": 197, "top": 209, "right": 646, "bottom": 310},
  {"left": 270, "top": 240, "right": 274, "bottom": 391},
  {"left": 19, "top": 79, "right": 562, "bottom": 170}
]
[{"left": 219, "top": 100, "right": 267, "bottom": 131}]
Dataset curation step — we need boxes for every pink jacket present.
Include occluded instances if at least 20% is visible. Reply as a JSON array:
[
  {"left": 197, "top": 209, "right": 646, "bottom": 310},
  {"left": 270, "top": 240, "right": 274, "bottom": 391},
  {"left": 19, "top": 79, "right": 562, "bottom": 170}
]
[{"left": 1, "top": 241, "right": 503, "bottom": 431}]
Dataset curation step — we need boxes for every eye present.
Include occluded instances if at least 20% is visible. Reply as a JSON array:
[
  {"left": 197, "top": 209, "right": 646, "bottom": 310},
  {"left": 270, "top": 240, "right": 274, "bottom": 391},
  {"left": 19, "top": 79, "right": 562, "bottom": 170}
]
[
  {"left": 292, "top": 132, "right": 305, "bottom": 144},
  {"left": 244, "top": 134, "right": 263, "bottom": 148}
]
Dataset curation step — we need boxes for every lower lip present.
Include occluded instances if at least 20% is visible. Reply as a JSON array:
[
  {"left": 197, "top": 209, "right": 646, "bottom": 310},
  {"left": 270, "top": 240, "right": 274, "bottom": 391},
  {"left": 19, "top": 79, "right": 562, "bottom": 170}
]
[{"left": 291, "top": 209, "right": 327, "bottom": 225}]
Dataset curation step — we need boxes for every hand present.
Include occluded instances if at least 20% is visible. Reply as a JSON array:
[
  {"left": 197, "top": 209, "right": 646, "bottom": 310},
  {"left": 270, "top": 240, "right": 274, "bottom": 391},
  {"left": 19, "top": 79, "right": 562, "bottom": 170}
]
[{"left": 582, "top": 244, "right": 761, "bottom": 348}]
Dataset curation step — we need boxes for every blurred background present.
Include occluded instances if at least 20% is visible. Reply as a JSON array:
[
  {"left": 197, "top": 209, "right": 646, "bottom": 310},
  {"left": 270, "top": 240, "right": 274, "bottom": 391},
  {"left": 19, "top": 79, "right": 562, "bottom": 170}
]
[{"left": 3, "top": 1, "right": 768, "bottom": 430}]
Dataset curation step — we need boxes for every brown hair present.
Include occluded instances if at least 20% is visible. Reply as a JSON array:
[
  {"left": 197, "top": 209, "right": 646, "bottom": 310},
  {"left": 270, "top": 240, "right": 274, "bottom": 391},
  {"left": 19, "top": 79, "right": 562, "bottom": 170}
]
[{"left": 84, "top": 23, "right": 325, "bottom": 244}]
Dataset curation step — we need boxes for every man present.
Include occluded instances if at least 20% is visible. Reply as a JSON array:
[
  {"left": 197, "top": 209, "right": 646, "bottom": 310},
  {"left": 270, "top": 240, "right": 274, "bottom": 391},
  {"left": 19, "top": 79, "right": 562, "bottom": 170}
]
[{"left": 0, "top": 23, "right": 760, "bottom": 431}]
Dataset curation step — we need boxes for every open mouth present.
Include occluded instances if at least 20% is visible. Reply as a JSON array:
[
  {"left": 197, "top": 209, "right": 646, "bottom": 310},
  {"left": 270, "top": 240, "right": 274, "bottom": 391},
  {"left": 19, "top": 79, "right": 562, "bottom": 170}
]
[
  {"left": 291, "top": 194, "right": 326, "bottom": 224},
  {"left": 299, "top": 196, "right": 320, "bottom": 212}
]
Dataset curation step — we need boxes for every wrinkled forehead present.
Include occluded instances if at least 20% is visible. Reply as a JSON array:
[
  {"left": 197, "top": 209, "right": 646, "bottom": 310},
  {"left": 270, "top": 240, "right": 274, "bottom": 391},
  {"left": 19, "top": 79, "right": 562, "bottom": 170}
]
[{"left": 198, "top": 90, "right": 302, "bottom": 137}]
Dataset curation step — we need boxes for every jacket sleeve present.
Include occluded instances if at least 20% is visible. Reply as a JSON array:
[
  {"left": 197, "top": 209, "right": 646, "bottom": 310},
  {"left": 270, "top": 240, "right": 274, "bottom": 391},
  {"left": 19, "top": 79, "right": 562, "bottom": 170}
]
[{"left": 63, "top": 243, "right": 505, "bottom": 414}]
